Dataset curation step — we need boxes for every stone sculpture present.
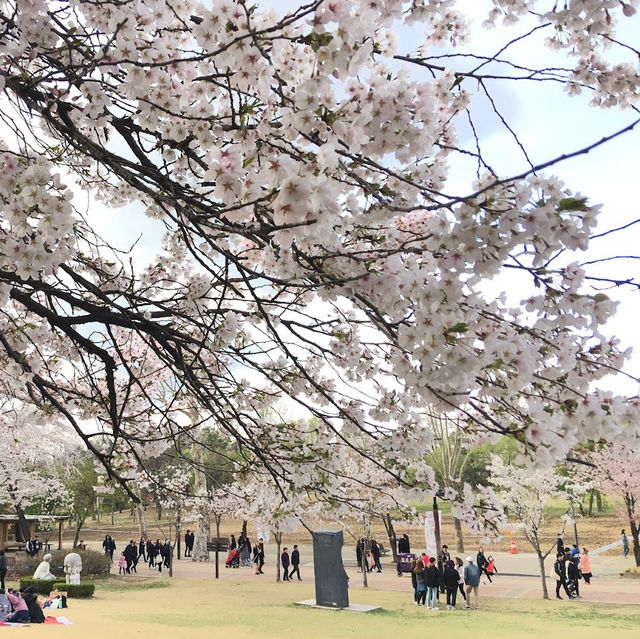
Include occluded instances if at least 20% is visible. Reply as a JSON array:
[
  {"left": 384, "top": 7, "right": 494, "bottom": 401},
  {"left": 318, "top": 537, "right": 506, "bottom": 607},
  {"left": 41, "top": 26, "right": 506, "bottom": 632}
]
[
  {"left": 33, "top": 553, "right": 56, "bottom": 580},
  {"left": 63, "top": 552, "right": 82, "bottom": 585}
]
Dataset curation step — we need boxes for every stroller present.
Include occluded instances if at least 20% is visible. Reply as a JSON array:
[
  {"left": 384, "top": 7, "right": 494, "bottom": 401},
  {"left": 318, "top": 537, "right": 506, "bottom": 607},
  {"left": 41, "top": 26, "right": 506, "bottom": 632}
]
[{"left": 225, "top": 548, "right": 240, "bottom": 568}]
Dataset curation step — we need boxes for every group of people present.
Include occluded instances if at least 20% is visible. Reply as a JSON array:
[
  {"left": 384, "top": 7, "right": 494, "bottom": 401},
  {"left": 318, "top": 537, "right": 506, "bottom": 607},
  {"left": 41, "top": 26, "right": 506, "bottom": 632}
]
[
  {"left": 356, "top": 538, "right": 385, "bottom": 573},
  {"left": 24, "top": 538, "right": 43, "bottom": 558},
  {"left": 0, "top": 587, "right": 45, "bottom": 624},
  {"left": 411, "top": 552, "right": 485, "bottom": 610},
  {"left": 105, "top": 536, "right": 173, "bottom": 574},
  {"left": 280, "top": 545, "right": 302, "bottom": 581},
  {"left": 554, "top": 536, "right": 592, "bottom": 600}
]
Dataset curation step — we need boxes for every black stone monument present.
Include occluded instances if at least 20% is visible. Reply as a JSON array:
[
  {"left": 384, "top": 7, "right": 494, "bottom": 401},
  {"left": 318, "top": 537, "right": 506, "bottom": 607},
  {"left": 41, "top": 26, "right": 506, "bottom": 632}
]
[{"left": 312, "top": 530, "right": 349, "bottom": 608}]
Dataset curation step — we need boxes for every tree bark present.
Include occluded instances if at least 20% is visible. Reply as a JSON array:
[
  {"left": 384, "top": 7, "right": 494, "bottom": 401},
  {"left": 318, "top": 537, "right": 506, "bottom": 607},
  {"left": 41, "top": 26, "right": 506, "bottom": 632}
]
[
  {"left": 625, "top": 496, "right": 640, "bottom": 567},
  {"left": 382, "top": 514, "right": 397, "bottom": 562},
  {"left": 453, "top": 516, "right": 465, "bottom": 553},
  {"left": 73, "top": 518, "right": 86, "bottom": 548},
  {"left": 191, "top": 443, "right": 210, "bottom": 562},
  {"left": 275, "top": 531, "right": 282, "bottom": 582},
  {"left": 588, "top": 490, "right": 594, "bottom": 516},
  {"left": 536, "top": 547, "right": 549, "bottom": 599},
  {"left": 596, "top": 491, "right": 603, "bottom": 513},
  {"left": 136, "top": 486, "right": 148, "bottom": 538}
]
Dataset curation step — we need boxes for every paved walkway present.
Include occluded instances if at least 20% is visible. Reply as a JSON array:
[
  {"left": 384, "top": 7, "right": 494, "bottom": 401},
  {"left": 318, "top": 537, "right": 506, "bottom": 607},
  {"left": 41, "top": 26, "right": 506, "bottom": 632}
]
[{"left": 118, "top": 544, "right": 640, "bottom": 605}]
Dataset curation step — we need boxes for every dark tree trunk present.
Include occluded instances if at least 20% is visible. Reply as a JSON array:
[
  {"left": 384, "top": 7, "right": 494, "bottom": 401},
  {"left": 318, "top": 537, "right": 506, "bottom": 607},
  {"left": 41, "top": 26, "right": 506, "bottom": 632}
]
[
  {"left": 382, "top": 514, "right": 397, "bottom": 562},
  {"left": 453, "top": 516, "right": 465, "bottom": 553},
  {"left": 73, "top": 518, "right": 86, "bottom": 548},
  {"left": 596, "top": 491, "right": 603, "bottom": 513},
  {"left": 275, "top": 532, "right": 282, "bottom": 583},
  {"left": 588, "top": 490, "right": 594, "bottom": 516}
]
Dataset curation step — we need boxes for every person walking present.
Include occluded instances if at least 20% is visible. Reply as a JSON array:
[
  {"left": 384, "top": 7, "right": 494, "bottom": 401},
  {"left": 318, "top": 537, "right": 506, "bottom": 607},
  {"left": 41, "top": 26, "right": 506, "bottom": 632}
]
[
  {"left": 622, "top": 530, "right": 630, "bottom": 558},
  {"left": 444, "top": 560, "right": 460, "bottom": 610},
  {"left": 254, "top": 538, "right": 265, "bottom": 575},
  {"left": 281, "top": 547, "right": 290, "bottom": 581},
  {"left": 147, "top": 539, "right": 156, "bottom": 568},
  {"left": 290, "top": 545, "right": 302, "bottom": 580},
  {"left": 485, "top": 556, "right": 497, "bottom": 583},
  {"left": 371, "top": 540, "right": 382, "bottom": 573},
  {"left": 554, "top": 552, "right": 574, "bottom": 599},
  {"left": 556, "top": 534, "right": 564, "bottom": 556},
  {"left": 454, "top": 557, "right": 467, "bottom": 602},
  {"left": 580, "top": 548, "right": 592, "bottom": 585},
  {"left": 118, "top": 552, "right": 127, "bottom": 575},
  {"left": 463, "top": 556, "right": 480, "bottom": 609},
  {"left": 476, "top": 547, "right": 489, "bottom": 584},
  {"left": 138, "top": 538, "right": 147, "bottom": 563},
  {"left": 567, "top": 555, "right": 581, "bottom": 598},
  {"left": 184, "top": 530, "right": 192, "bottom": 557}
]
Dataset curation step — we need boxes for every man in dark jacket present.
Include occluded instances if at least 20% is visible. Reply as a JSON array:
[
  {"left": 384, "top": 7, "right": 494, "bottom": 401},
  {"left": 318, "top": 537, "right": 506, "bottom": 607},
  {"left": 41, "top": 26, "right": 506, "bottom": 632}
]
[
  {"left": 554, "top": 552, "right": 574, "bottom": 599},
  {"left": 443, "top": 560, "right": 460, "bottom": 610},
  {"left": 425, "top": 557, "right": 440, "bottom": 609},
  {"left": 398, "top": 534, "right": 410, "bottom": 554},
  {"left": 290, "top": 545, "right": 301, "bottom": 580},
  {"left": 281, "top": 547, "right": 290, "bottom": 581}
]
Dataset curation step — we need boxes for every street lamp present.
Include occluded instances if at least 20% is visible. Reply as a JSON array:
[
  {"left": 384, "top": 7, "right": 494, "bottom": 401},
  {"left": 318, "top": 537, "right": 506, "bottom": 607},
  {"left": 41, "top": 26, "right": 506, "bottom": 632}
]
[
  {"left": 568, "top": 494, "right": 579, "bottom": 547},
  {"left": 432, "top": 489, "right": 446, "bottom": 593}
]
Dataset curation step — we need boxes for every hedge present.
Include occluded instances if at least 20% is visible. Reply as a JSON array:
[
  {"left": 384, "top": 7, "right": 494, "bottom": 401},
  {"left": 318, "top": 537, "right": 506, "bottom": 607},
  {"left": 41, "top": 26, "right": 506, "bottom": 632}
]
[
  {"left": 18, "top": 577, "right": 57, "bottom": 595},
  {"left": 52, "top": 582, "right": 95, "bottom": 598}
]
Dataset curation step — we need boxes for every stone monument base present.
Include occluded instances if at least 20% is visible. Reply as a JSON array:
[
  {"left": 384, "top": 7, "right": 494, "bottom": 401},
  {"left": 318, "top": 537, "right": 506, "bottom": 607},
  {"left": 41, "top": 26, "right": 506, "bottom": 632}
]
[{"left": 295, "top": 599, "right": 380, "bottom": 613}]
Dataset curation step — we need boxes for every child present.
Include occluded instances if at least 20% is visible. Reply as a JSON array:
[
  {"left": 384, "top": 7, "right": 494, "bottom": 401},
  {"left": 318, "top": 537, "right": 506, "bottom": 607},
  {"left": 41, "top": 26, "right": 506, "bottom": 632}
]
[
  {"left": 118, "top": 552, "right": 127, "bottom": 575},
  {"left": 485, "top": 556, "right": 498, "bottom": 583}
]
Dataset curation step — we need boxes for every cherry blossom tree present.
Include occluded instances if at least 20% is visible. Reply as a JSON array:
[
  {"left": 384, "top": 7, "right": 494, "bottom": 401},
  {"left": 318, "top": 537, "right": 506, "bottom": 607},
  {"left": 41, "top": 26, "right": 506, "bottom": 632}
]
[
  {"left": 489, "top": 455, "right": 588, "bottom": 599},
  {"left": 0, "top": 0, "right": 639, "bottom": 523},
  {"left": 584, "top": 442, "right": 640, "bottom": 566},
  {"left": 0, "top": 404, "right": 72, "bottom": 540}
]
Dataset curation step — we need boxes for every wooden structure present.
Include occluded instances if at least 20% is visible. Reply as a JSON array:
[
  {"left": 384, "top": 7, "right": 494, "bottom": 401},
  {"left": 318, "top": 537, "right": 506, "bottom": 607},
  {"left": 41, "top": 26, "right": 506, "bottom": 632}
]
[{"left": 0, "top": 514, "right": 69, "bottom": 551}]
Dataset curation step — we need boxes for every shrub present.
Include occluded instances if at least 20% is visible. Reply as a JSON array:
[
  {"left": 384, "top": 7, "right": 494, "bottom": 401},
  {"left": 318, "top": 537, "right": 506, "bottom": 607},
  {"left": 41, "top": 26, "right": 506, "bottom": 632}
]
[
  {"left": 18, "top": 577, "right": 57, "bottom": 595},
  {"left": 12, "top": 548, "right": 109, "bottom": 579},
  {"left": 51, "top": 581, "right": 94, "bottom": 597},
  {"left": 64, "top": 583, "right": 95, "bottom": 598},
  {"left": 49, "top": 549, "right": 110, "bottom": 577}
]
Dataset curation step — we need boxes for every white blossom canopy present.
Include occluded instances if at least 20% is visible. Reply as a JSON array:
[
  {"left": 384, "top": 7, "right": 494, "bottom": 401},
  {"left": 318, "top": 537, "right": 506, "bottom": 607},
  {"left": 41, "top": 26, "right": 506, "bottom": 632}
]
[{"left": 0, "top": 0, "right": 638, "bottom": 504}]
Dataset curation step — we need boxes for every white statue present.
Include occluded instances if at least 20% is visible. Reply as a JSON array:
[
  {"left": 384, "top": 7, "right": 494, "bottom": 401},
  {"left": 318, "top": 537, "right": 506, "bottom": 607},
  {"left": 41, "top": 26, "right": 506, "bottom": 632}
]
[
  {"left": 33, "top": 553, "right": 56, "bottom": 580},
  {"left": 63, "top": 552, "right": 82, "bottom": 585}
]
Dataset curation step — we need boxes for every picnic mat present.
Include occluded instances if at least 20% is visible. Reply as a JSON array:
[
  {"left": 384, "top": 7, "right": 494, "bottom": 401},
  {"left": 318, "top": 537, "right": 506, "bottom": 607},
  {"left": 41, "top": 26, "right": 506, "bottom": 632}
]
[{"left": 0, "top": 616, "right": 73, "bottom": 626}]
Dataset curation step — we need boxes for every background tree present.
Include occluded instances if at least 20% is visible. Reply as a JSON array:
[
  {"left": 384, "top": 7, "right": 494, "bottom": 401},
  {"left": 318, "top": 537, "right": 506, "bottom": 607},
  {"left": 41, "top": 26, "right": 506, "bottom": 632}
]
[
  {"left": 585, "top": 442, "right": 640, "bottom": 566},
  {"left": 489, "top": 455, "right": 587, "bottom": 599}
]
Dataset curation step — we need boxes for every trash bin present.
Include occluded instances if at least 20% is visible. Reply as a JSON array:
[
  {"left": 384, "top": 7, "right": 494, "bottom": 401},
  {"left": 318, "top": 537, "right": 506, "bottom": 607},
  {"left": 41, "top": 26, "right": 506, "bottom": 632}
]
[{"left": 397, "top": 552, "right": 416, "bottom": 574}]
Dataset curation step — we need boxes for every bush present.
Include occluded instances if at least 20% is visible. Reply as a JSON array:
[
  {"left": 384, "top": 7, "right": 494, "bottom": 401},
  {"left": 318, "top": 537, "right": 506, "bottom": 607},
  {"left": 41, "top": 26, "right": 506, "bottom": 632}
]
[
  {"left": 11, "top": 548, "right": 109, "bottom": 580},
  {"left": 51, "top": 581, "right": 94, "bottom": 597},
  {"left": 48, "top": 549, "right": 110, "bottom": 577},
  {"left": 64, "top": 583, "right": 95, "bottom": 598},
  {"left": 18, "top": 577, "right": 57, "bottom": 595}
]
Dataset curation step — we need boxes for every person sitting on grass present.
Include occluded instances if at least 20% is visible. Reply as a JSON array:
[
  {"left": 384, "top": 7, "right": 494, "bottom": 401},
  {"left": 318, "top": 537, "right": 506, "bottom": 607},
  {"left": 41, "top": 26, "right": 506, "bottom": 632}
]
[
  {"left": 21, "top": 586, "right": 44, "bottom": 624},
  {"left": 6, "top": 589, "right": 29, "bottom": 623},
  {"left": 0, "top": 589, "right": 10, "bottom": 622}
]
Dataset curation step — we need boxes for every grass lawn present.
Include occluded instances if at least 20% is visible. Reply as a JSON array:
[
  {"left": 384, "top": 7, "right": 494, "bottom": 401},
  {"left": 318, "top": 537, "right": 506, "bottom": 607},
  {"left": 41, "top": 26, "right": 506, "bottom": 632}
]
[{"left": 30, "top": 577, "right": 640, "bottom": 638}]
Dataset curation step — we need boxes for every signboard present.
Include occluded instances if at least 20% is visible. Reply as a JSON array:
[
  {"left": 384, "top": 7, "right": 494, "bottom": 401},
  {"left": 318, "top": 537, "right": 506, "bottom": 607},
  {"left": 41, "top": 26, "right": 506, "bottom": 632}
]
[{"left": 423, "top": 511, "right": 441, "bottom": 557}]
